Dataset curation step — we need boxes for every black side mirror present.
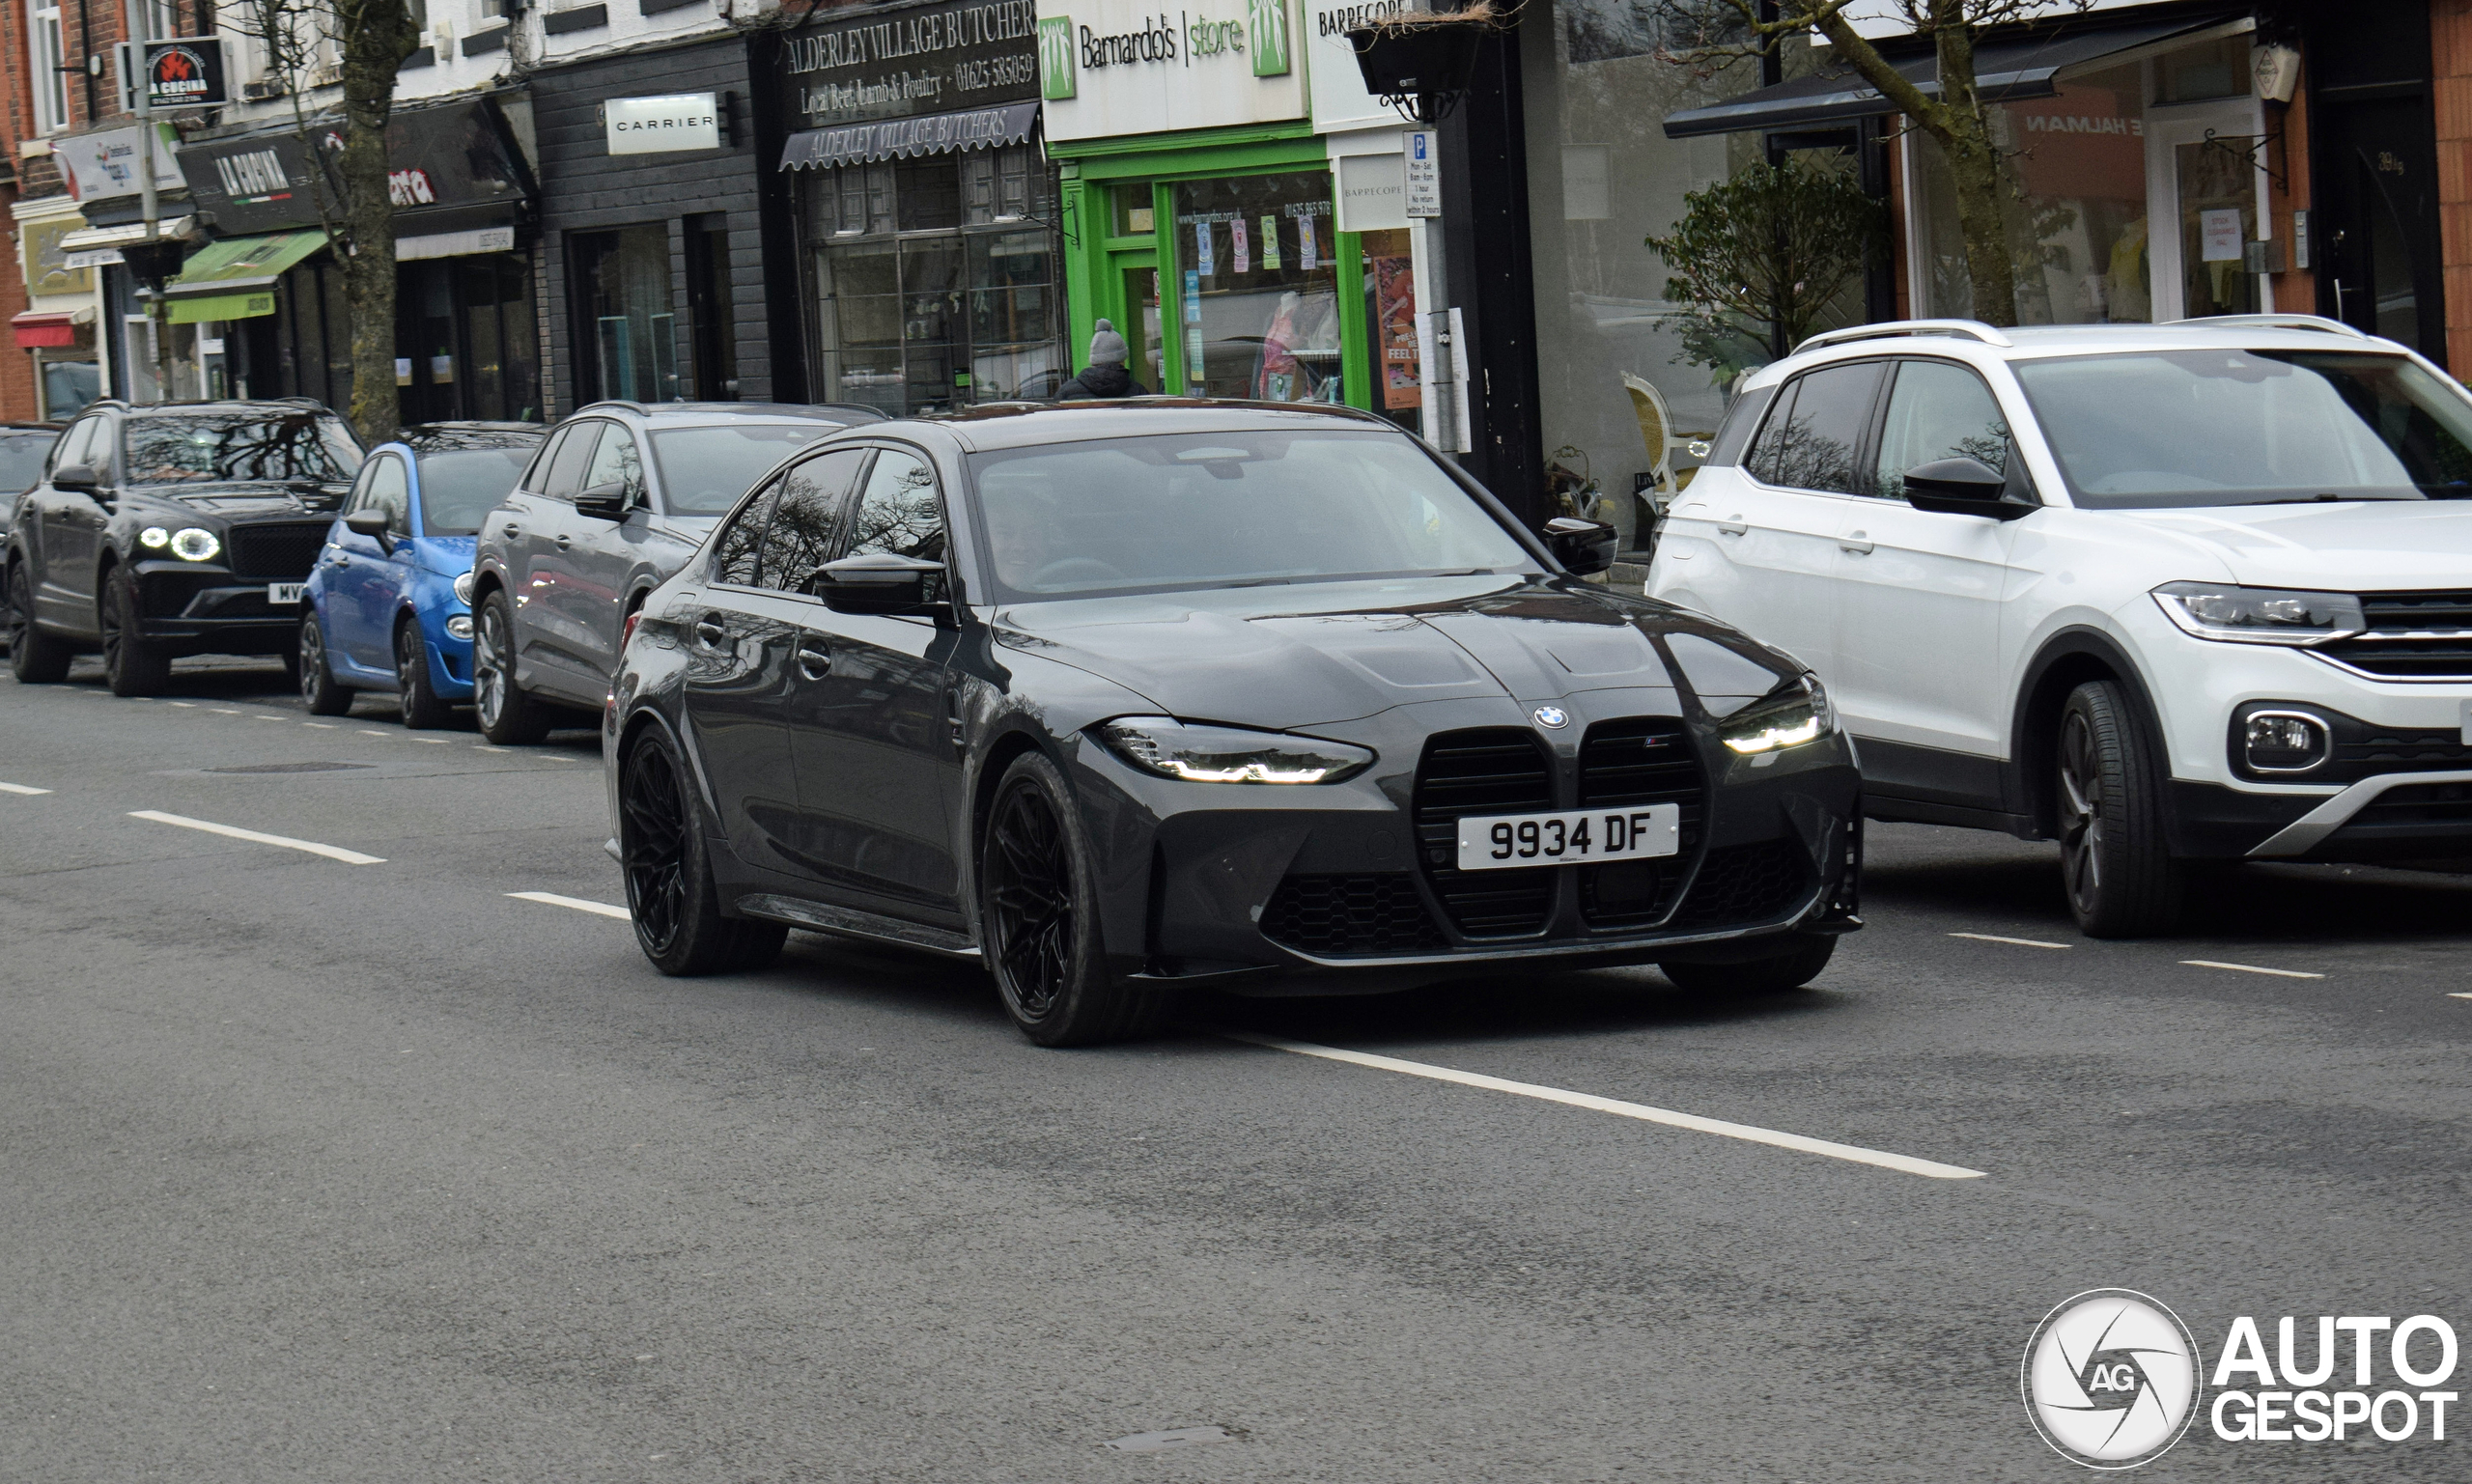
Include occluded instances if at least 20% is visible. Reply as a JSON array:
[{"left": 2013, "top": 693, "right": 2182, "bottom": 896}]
[
  {"left": 51, "top": 462, "right": 99, "bottom": 494},
  {"left": 813, "top": 552, "right": 948, "bottom": 617},
  {"left": 575, "top": 481, "right": 630, "bottom": 521},
  {"left": 1544, "top": 516, "right": 1619, "bottom": 576},
  {"left": 1900, "top": 458, "right": 2036, "bottom": 520},
  {"left": 343, "top": 509, "right": 395, "bottom": 553}
]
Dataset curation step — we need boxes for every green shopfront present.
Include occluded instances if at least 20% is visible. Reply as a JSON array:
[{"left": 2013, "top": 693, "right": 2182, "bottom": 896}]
[{"left": 1037, "top": 0, "right": 1377, "bottom": 407}]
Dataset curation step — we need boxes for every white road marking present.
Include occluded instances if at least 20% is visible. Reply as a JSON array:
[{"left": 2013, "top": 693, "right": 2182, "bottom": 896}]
[
  {"left": 0, "top": 781, "right": 54, "bottom": 796},
  {"left": 412, "top": 737, "right": 451, "bottom": 744},
  {"left": 253, "top": 715, "right": 286, "bottom": 722},
  {"left": 128, "top": 810, "right": 386, "bottom": 865},
  {"left": 1225, "top": 1032, "right": 1985, "bottom": 1180},
  {"left": 356, "top": 729, "right": 390, "bottom": 737},
  {"left": 1950, "top": 932, "right": 2070, "bottom": 950},
  {"left": 2182, "top": 959, "right": 2325, "bottom": 980},
  {"left": 508, "top": 890, "right": 631, "bottom": 921},
  {"left": 473, "top": 745, "right": 514, "bottom": 754},
  {"left": 167, "top": 701, "right": 196, "bottom": 708},
  {"left": 210, "top": 709, "right": 241, "bottom": 715},
  {"left": 302, "top": 722, "right": 335, "bottom": 729},
  {"left": 2449, "top": 993, "right": 2472, "bottom": 1000}
]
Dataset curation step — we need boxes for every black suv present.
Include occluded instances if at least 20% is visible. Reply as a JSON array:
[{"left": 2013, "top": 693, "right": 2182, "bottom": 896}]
[
  {"left": 468, "top": 400, "right": 878, "bottom": 742},
  {"left": 7, "top": 399, "right": 363, "bottom": 694},
  {"left": 0, "top": 421, "right": 63, "bottom": 648}
]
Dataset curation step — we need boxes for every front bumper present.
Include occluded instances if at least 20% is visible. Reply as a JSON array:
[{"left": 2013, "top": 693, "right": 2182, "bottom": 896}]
[{"left": 129, "top": 560, "right": 305, "bottom": 653}]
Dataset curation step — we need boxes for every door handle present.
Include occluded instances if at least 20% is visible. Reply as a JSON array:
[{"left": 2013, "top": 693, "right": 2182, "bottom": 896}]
[
  {"left": 693, "top": 614, "right": 728, "bottom": 649},
  {"left": 502, "top": 522, "right": 520, "bottom": 539},
  {"left": 796, "top": 635, "right": 831, "bottom": 680},
  {"left": 555, "top": 535, "right": 573, "bottom": 552},
  {"left": 1840, "top": 532, "right": 1873, "bottom": 555},
  {"left": 1717, "top": 517, "right": 1748, "bottom": 536}
]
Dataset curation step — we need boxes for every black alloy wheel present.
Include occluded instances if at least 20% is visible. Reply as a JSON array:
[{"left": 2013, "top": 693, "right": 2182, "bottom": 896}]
[
  {"left": 8, "top": 563, "right": 70, "bottom": 683},
  {"left": 473, "top": 590, "right": 550, "bottom": 745},
  {"left": 396, "top": 619, "right": 453, "bottom": 730},
  {"left": 298, "top": 615, "right": 351, "bottom": 715},
  {"left": 2056, "top": 680, "right": 2182, "bottom": 938},
  {"left": 618, "top": 729, "right": 784, "bottom": 975},
  {"left": 101, "top": 566, "right": 169, "bottom": 697},
  {"left": 979, "top": 751, "right": 1166, "bottom": 1046},
  {"left": 1660, "top": 935, "right": 1838, "bottom": 994}
]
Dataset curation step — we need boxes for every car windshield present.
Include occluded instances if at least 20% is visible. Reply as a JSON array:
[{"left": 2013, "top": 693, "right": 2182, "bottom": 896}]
[
  {"left": 2012, "top": 350, "right": 2472, "bottom": 508},
  {"left": 416, "top": 448, "right": 534, "bottom": 535},
  {"left": 966, "top": 429, "right": 1536, "bottom": 601},
  {"left": 649, "top": 424, "right": 836, "bottom": 516},
  {"left": 0, "top": 434, "right": 54, "bottom": 493},
  {"left": 123, "top": 409, "right": 362, "bottom": 485}
]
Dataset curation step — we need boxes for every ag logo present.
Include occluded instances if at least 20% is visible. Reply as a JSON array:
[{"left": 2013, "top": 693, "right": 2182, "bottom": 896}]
[{"left": 2023, "top": 1289, "right": 2202, "bottom": 1470}]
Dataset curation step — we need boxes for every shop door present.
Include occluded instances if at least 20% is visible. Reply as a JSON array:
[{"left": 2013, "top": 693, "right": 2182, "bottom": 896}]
[
  {"left": 1112, "top": 257, "right": 1162, "bottom": 394},
  {"left": 2316, "top": 98, "right": 2445, "bottom": 360},
  {"left": 2145, "top": 102, "right": 2271, "bottom": 322}
]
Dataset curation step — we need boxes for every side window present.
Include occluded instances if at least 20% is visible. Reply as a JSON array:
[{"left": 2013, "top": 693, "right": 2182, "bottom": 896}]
[
  {"left": 1744, "top": 361, "right": 1885, "bottom": 495},
  {"left": 369, "top": 456, "right": 412, "bottom": 536},
  {"left": 541, "top": 422, "right": 602, "bottom": 501},
  {"left": 710, "top": 482, "right": 778, "bottom": 587},
  {"left": 52, "top": 416, "right": 103, "bottom": 476},
  {"left": 345, "top": 458, "right": 380, "bottom": 513},
  {"left": 581, "top": 424, "right": 646, "bottom": 508},
  {"left": 1873, "top": 360, "right": 2010, "bottom": 502},
  {"left": 520, "top": 427, "right": 568, "bottom": 493},
  {"left": 757, "top": 448, "right": 871, "bottom": 594},
  {"left": 1704, "top": 383, "right": 1777, "bottom": 468},
  {"left": 843, "top": 449, "right": 946, "bottom": 563}
]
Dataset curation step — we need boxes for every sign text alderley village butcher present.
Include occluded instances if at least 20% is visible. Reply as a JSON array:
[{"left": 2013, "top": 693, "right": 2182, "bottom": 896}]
[{"left": 782, "top": 0, "right": 1041, "bottom": 125}]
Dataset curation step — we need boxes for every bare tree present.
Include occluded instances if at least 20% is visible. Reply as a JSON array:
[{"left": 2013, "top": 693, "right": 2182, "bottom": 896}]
[
  {"left": 1658, "top": 0, "right": 2090, "bottom": 327},
  {"left": 231, "top": 0, "right": 422, "bottom": 442}
]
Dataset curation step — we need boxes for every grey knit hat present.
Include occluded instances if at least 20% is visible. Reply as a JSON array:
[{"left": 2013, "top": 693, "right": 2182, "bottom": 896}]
[{"left": 1087, "top": 318, "right": 1130, "bottom": 368}]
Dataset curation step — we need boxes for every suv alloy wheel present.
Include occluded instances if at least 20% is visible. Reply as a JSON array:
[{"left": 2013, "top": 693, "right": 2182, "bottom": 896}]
[
  {"left": 8, "top": 563, "right": 70, "bottom": 683},
  {"left": 2056, "top": 680, "right": 2183, "bottom": 938},
  {"left": 101, "top": 566, "right": 170, "bottom": 697},
  {"left": 473, "top": 589, "right": 552, "bottom": 744}
]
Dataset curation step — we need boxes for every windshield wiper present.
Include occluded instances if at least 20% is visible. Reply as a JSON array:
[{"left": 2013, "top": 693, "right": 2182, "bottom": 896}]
[{"left": 2243, "top": 492, "right": 2416, "bottom": 504}]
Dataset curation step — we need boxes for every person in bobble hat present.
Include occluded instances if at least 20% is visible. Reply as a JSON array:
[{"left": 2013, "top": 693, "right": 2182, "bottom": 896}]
[{"left": 1058, "top": 319, "right": 1151, "bottom": 400}]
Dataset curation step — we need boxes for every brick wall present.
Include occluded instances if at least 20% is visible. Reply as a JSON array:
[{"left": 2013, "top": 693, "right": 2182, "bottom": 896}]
[{"left": 2436, "top": 0, "right": 2472, "bottom": 369}]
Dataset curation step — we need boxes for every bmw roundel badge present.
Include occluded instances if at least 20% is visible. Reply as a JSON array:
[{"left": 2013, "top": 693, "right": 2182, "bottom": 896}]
[{"left": 1532, "top": 706, "right": 1569, "bottom": 729}]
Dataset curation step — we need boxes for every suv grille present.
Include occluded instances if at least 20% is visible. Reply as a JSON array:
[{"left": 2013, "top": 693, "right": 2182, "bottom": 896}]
[
  {"left": 1577, "top": 718, "right": 1703, "bottom": 929},
  {"left": 2336, "top": 727, "right": 2472, "bottom": 772},
  {"left": 1413, "top": 729, "right": 1555, "bottom": 938},
  {"left": 1259, "top": 874, "right": 1447, "bottom": 956},
  {"left": 1670, "top": 840, "right": 1813, "bottom": 930},
  {"left": 2318, "top": 591, "right": 2472, "bottom": 680},
  {"left": 225, "top": 521, "right": 331, "bottom": 580}
]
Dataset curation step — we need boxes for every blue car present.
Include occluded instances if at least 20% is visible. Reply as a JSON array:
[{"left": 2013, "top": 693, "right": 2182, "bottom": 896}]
[{"left": 298, "top": 423, "right": 546, "bottom": 726}]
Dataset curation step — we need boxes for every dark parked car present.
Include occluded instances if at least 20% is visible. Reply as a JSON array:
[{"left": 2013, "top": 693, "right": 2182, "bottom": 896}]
[
  {"left": 7, "top": 400, "right": 362, "bottom": 694},
  {"left": 605, "top": 402, "right": 1864, "bottom": 1045},
  {"left": 468, "top": 400, "right": 881, "bottom": 743},
  {"left": 0, "top": 421, "right": 63, "bottom": 648}
]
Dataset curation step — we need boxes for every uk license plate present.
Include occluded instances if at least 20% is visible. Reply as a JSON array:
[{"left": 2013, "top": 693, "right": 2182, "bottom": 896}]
[
  {"left": 267, "top": 583, "right": 306, "bottom": 604},
  {"left": 1455, "top": 803, "right": 1680, "bottom": 872}
]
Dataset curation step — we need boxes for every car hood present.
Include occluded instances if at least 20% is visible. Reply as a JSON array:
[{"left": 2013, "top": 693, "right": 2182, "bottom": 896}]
[
  {"left": 2120, "top": 501, "right": 2472, "bottom": 590},
  {"left": 137, "top": 481, "right": 351, "bottom": 517},
  {"left": 991, "top": 574, "right": 1796, "bottom": 730},
  {"left": 410, "top": 535, "right": 476, "bottom": 578}
]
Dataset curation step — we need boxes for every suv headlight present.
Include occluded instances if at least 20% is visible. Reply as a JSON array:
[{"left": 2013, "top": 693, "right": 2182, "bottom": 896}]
[
  {"left": 1098, "top": 716, "right": 1375, "bottom": 784},
  {"left": 168, "top": 527, "right": 221, "bottom": 563},
  {"left": 452, "top": 571, "right": 474, "bottom": 605},
  {"left": 2153, "top": 582, "right": 2364, "bottom": 645},
  {"left": 1721, "top": 674, "right": 1837, "bottom": 755},
  {"left": 139, "top": 526, "right": 170, "bottom": 548}
]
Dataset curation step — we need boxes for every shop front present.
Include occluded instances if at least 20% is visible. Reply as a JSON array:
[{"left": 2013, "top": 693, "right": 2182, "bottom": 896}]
[
  {"left": 53, "top": 122, "right": 200, "bottom": 405},
  {"left": 11, "top": 202, "right": 104, "bottom": 417},
  {"left": 772, "top": 0, "right": 1061, "bottom": 413},
  {"left": 1039, "top": 0, "right": 1380, "bottom": 409}
]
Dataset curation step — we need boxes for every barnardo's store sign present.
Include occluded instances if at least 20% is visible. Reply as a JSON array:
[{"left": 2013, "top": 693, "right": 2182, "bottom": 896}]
[
  {"left": 1036, "top": 0, "right": 1305, "bottom": 140},
  {"left": 781, "top": 0, "right": 1042, "bottom": 130}
]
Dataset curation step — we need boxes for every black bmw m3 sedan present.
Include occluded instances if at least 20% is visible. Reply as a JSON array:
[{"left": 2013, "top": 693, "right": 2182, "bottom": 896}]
[{"left": 606, "top": 402, "right": 1862, "bottom": 1044}]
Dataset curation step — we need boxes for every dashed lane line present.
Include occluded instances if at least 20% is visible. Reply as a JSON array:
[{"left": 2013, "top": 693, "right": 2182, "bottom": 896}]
[
  {"left": 1224, "top": 1032, "right": 1986, "bottom": 1181},
  {"left": 0, "top": 781, "right": 54, "bottom": 796},
  {"left": 1949, "top": 932, "right": 2070, "bottom": 950},
  {"left": 356, "top": 729, "right": 390, "bottom": 737},
  {"left": 167, "top": 701, "right": 196, "bottom": 708},
  {"left": 302, "top": 722, "right": 335, "bottom": 729},
  {"left": 127, "top": 810, "right": 386, "bottom": 866},
  {"left": 2182, "top": 960, "right": 2325, "bottom": 980},
  {"left": 2449, "top": 993, "right": 2472, "bottom": 1000},
  {"left": 508, "top": 890, "right": 631, "bottom": 921}
]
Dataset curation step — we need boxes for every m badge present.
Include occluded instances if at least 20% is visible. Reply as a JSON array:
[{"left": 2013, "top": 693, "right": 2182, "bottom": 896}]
[{"left": 1039, "top": 16, "right": 1078, "bottom": 99}]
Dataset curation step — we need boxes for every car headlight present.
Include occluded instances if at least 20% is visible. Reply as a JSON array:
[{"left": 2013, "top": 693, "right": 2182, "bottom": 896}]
[
  {"left": 169, "top": 527, "right": 221, "bottom": 563},
  {"left": 139, "top": 526, "right": 170, "bottom": 548},
  {"left": 2153, "top": 581, "right": 2364, "bottom": 645},
  {"left": 444, "top": 614, "right": 474, "bottom": 641},
  {"left": 452, "top": 571, "right": 474, "bottom": 604},
  {"left": 1721, "top": 674, "right": 1837, "bottom": 755},
  {"left": 1097, "top": 716, "right": 1375, "bottom": 784}
]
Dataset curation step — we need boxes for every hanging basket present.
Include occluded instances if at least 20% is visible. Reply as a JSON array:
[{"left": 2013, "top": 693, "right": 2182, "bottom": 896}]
[{"left": 1344, "top": 14, "right": 1487, "bottom": 119}]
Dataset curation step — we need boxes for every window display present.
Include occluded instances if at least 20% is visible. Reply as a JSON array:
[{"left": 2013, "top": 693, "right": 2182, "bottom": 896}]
[{"left": 1171, "top": 173, "right": 1341, "bottom": 402}]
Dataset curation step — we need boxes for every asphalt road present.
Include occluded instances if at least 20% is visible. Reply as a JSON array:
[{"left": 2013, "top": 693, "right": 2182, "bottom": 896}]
[{"left": 3, "top": 658, "right": 2466, "bottom": 1482}]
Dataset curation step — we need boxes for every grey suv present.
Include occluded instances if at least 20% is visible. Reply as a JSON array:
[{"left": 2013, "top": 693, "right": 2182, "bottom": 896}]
[{"left": 469, "top": 400, "right": 880, "bottom": 742}]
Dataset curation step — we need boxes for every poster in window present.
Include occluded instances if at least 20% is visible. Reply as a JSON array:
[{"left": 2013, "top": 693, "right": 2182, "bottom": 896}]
[{"left": 1373, "top": 251, "right": 1419, "bottom": 410}]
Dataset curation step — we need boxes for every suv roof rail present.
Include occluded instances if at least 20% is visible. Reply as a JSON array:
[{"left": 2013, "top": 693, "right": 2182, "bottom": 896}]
[
  {"left": 2163, "top": 313, "right": 2371, "bottom": 338},
  {"left": 576, "top": 399, "right": 653, "bottom": 416},
  {"left": 1794, "top": 319, "right": 2015, "bottom": 354}
]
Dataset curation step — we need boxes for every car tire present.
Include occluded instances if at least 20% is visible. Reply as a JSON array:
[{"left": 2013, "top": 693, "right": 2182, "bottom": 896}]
[
  {"left": 978, "top": 750, "right": 1167, "bottom": 1047},
  {"left": 1661, "top": 935, "right": 1837, "bottom": 994},
  {"left": 101, "top": 567, "right": 170, "bottom": 698},
  {"left": 619, "top": 727, "right": 787, "bottom": 975},
  {"left": 8, "top": 564, "right": 70, "bottom": 684},
  {"left": 473, "top": 589, "right": 551, "bottom": 745},
  {"left": 396, "top": 619, "right": 454, "bottom": 730},
  {"left": 2057, "top": 679, "right": 2183, "bottom": 938},
  {"left": 297, "top": 614, "right": 352, "bottom": 715}
]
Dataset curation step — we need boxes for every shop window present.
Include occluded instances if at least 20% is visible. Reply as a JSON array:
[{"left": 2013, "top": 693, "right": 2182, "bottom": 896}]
[
  {"left": 1112, "top": 181, "right": 1156, "bottom": 237},
  {"left": 573, "top": 225, "right": 680, "bottom": 404},
  {"left": 2156, "top": 36, "right": 2253, "bottom": 105},
  {"left": 898, "top": 156, "right": 964, "bottom": 232},
  {"left": 27, "top": 0, "right": 68, "bottom": 134},
  {"left": 1170, "top": 173, "right": 1341, "bottom": 403}
]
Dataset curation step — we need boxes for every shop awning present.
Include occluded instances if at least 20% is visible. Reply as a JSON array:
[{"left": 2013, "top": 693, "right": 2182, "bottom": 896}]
[
  {"left": 1662, "top": 13, "right": 2235, "bottom": 138},
  {"left": 780, "top": 100, "right": 1040, "bottom": 171},
  {"left": 11, "top": 310, "right": 87, "bottom": 349},
  {"left": 168, "top": 291, "right": 278, "bottom": 324},
  {"left": 59, "top": 215, "right": 198, "bottom": 251},
  {"left": 161, "top": 230, "right": 327, "bottom": 298}
]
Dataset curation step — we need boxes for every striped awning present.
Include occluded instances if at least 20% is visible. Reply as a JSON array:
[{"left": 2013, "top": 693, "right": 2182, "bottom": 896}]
[{"left": 779, "top": 101, "right": 1040, "bottom": 171}]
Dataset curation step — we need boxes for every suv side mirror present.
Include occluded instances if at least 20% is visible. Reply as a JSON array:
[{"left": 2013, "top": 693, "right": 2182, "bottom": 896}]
[
  {"left": 1901, "top": 458, "right": 2035, "bottom": 520},
  {"left": 51, "top": 462, "right": 100, "bottom": 494},
  {"left": 575, "top": 481, "right": 630, "bottom": 521},
  {"left": 1544, "top": 516, "right": 1619, "bottom": 576},
  {"left": 814, "top": 552, "right": 948, "bottom": 617}
]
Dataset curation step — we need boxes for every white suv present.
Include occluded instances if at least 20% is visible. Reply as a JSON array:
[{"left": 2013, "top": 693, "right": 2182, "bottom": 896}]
[{"left": 1646, "top": 316, "right": 2472, "bottom": 936}]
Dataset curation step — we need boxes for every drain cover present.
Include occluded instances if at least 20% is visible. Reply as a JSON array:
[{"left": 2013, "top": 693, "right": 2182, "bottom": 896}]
[{"left": 205, "top": 761, "right": 375, "bottom": 774}]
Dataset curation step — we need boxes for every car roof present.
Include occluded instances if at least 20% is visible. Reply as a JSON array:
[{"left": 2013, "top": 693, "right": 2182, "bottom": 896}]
[
  {"left": 94, "top": 398, "right": 342, "bottom": 418},
  {"left": 1750, "top": 316, "right": 2420, "bottom": 389},
  {"left": 394, "top": 423, "right": 546, "bottom": 454},
  {"left": 863, "top": 398, "right": 1396, "bottom": 454},
  {"left": 570, "top": 400, "right": 886, "bottom": 427}
]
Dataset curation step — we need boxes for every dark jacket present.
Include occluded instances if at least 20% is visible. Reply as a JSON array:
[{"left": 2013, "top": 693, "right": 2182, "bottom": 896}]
[{"left": 1058, "top": 364, "right": 1149, "bottom": 400}]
